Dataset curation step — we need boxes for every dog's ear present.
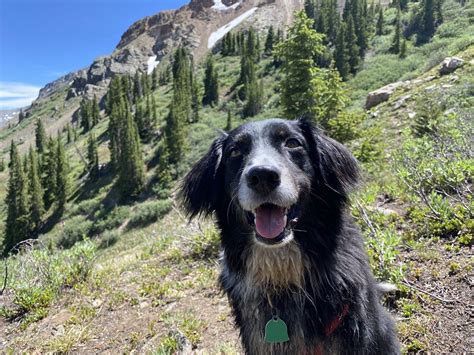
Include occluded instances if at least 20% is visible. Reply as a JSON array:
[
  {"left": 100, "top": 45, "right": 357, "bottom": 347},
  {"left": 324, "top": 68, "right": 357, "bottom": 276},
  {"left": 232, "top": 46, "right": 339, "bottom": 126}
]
[
  {"left": 298, "top": 118, "right": 359, "bottom": 196},
  {"left": 179, "top": 136, "right": 225, "bottom": 219}
]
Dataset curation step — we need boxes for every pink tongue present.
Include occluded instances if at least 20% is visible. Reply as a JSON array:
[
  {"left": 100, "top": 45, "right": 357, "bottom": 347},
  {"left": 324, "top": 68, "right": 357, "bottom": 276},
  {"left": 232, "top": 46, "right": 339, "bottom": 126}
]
[{"left": 255, "top": 205, "right": 287, "bottom": 239}]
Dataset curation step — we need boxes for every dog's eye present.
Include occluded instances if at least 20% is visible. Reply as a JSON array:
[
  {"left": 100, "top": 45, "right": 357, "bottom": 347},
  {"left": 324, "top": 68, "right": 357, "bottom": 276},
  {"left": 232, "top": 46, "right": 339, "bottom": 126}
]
[
  {"left": 229, "top": 148, "right": 241, "bottom": 158},
  {"left": 285, "top": 138, "right": 302, "bottom": 149}
]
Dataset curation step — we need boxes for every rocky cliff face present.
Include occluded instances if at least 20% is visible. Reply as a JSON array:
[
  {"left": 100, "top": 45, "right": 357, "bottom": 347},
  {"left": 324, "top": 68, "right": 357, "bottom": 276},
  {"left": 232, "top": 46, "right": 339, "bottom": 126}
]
[{"left": 31, "top": 0, "right": 303, "bottom": 106}]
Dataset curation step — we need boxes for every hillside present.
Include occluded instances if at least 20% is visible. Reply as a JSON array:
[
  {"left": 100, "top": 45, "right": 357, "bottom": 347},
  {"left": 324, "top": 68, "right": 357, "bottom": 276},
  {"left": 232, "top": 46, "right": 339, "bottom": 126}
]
[{"left": 0, "top": 0, "right": 473, "bottom": 353}]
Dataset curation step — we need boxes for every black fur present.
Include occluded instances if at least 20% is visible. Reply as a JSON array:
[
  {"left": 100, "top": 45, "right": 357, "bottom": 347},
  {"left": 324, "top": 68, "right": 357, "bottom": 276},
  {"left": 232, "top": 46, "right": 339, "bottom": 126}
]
[{"left": 179, "top": 119, "right": 400, "bottom": 354}]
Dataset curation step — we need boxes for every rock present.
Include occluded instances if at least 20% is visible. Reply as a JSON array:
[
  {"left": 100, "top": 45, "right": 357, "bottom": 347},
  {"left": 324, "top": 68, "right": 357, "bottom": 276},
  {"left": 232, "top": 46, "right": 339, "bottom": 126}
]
[
  {"left": 439, "top": 56, "right": 464, "bottom": 75},
  {"left": 408, "top": 111, "right": 416, "bottom": 119},
  {"left": 425, "top": 84, "right": 437, "bottom": 92},
  {"left": 365, "top": 82, "right": 404, "bottom": 109},
  {"left": 393, "top": 94, "right": 411, "bottom": 110}
]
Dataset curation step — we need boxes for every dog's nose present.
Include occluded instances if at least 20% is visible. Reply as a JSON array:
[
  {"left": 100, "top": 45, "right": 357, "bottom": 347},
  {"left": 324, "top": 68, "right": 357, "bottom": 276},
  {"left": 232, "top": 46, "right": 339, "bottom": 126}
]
[{"left": 246, "top": 166, "right": 281, "bottom": 193}]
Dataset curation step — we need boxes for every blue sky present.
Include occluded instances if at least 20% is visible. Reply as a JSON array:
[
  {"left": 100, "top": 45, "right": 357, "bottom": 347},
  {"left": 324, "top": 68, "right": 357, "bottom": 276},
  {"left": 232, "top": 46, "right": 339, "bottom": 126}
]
[{"left": 0, "top": 0, "right": 188, "bottom": 109}]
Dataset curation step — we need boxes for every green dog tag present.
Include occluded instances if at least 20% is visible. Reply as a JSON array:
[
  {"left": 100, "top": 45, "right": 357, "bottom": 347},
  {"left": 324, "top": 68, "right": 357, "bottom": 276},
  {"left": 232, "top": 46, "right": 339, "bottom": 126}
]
[{"left": 265, "top": 316, "right": 290, "bottom": 343}]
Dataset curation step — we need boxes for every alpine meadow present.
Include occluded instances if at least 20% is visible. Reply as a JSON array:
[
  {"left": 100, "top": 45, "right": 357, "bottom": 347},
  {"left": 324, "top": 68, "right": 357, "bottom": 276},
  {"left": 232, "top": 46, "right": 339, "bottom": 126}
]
[{"left": 0, "top": 0, "right": 472, "bottom": 352}]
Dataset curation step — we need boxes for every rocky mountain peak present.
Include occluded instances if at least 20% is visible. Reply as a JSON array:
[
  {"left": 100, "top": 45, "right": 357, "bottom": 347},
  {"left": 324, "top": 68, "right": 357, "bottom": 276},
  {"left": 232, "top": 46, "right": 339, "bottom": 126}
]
[{"left": 31, "top": 0, "right": 303, "bottom": 107}]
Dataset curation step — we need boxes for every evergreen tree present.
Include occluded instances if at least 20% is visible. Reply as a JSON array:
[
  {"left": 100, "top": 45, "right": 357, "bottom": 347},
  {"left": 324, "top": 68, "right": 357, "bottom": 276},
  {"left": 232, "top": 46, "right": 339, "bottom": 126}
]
[
  {"left": 334, "top": 23, "right": 350, "bottom": 80},
  {"left": 304, "top": 0, "right": 316, "bottom": 19},
  {"left": 4, "top": 141, "right": 29, "bottom": 255},
  {"left": 66, "top": 123, "right": 73, "bottom": 144},
  {"left": 80, "top": 98, "right": 92, "bottom": 131},
  {"left": 35, "top": 118, "right": 47, "bottom": 154},
  {"left": 152, "top": 67, "right": 159, "bottom": 90},
  {"left": 107, "top": 76, "right": 127, "bottom": 170},
  {"left": 18, "top": 109, "right": 25, "bottom": 122},
  {"left": 399, "top": 38, "right": 407, "bottom": 58},
  {"left": 275, "top": 11, "right": 326, "bottom": 118},
  {"left": 202, "top": 55, "right": 219, "bottom": 106},
  {"left": 226, "top": 110, "right": 233, "bottom": 131},
  {"left": 118, "top": 109, "right": 145, "bottom": 199},
  {"left": 92, "top": 94, "right": 100, "bottom": 126},
  {"left": 27, "top": 147, "right": 44, "bottom": 232},
  {"left": 164, "top": 46, "right": 193, "bottom": 164},
  {"left": 55, "top": 137, "right": 68, "bottom": 213},
  {"left": 86, "top": 132, "right": 100, "bottom": 179},
  {"left": 345, "top": 15, "right": 360, "bottom": 74},
  {"left": 133, "top": 71, "right": 143, "bottom": 102},
  {"left": 419, "top": 0, "right": 436, "bottom": 43},
  {"left": 390, "top": 7, "right": 402, "bottom": 54},
  {"left": 264, "top": 26, "right": 275, "bottom": 55},
  {"left": 0, "top": 158, "right": 5, "bottom": 172},
  {"left": 376, "top": 7, "right": 384, "bottom": 35},
  {"left": 42, "top": 137, "right": 58, "bottom": 208}
]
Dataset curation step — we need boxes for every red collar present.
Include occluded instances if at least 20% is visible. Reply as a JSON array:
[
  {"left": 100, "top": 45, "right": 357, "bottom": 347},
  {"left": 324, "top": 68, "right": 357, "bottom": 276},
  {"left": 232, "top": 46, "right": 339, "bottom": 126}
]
[{"left": 315, "top": 304, "right": 350, "bottom": 355}]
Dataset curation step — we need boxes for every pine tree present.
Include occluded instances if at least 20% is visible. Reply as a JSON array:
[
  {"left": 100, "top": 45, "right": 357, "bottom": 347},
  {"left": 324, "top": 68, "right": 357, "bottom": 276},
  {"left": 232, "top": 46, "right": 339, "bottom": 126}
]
[
  {"left": 152, "top": 67, "right": 159, "bottom": 90},
  {"left": 80, "top": 98, "right": 92, "bottom": 131},
  {"left": 399, "top": 38, "right": 407, "bottom": 58},
  {"left": 18, "top": 109, "right": 25, "bottom": 123},
  {"left": 4, "top": 141, "right": 29, "bottom": 255},
  {"left": 275, "top": 11, "right": 326, "bottom": 118},
  {"left": 390, "top": 7, "right": 401, "bottom": 54},
  {"left": 418, "top": 0, "right": 436, "bottom": 43},
  {"left": 92, "top": 94, "right": 100, "bottom": 126},
  {"left": 164, "top": 46, "right": 193, "bottom": 164},
  {"left": 264, "top": 26, "right": 275, "bottom": 55},
  {"left": 28, "top": 147, "right": 44, "bottom": 232},
  {"left": 35, "top": 118, "right": 47, "bottom": 153},
  {"left": 66, "top": 123, "right": 72, "bottom": 144},
  {"left": 202, "top": 55, "right": 219, "bottom": 106},
  {"left": 0, "top": 158, "right": 5, "bottom": 172},
  {"left": 225, "top": 110, "right": 233, "bottom": 131},
  {"left": 304, "top": 0, "right": 316, "bottom": 19},
  {"left": 334, "top": 23, "right": 350, "bottom": 80},
  {"left": 118, "top": 109, "right": 145, "bottom": 199},
  {"left": 55, "top": 137, "right": 68, "bottom": 213},
  {"left": 86, "top": 132, "right": 99, "bottom": 179},
  {"left": 345, "top": 15, "right": 360, "bottom": 74},
  {"left": 376, "top": 7, "right": 384, "bottom": 35},
  {"left": 133, "top": 71, "right": 143, "bottom": 102},
  {"left": 42, "top": 137, "right": 58, "bottom": 208}
]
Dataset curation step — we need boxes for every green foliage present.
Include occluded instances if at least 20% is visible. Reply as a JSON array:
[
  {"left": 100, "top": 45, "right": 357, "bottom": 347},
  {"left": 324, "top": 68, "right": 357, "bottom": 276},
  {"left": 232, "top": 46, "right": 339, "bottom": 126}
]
[
  {"left": 396, "top": 112, "right": 473, "bottom": 240},
  {"left": 3, "top": 141, "right": 30, "bottom": 255},
  {"left": 275, "top": 11, "right": 326, "bottom": 119},
  {"left": 42, "top": 137, "right": 58, "bottom": 208},
  {"left": 327, "top": 110, "right": 364, "bottom": 143},
  {"left": 55, "top": 136, "right": 68, "bottom": 213},
  {"left": 35, "top": 118, "right": 46, "bottom": 153},
  {"left": 165, "top": 46, "right": 193, "bottom": 164},
  {"left": 27, "top": 147, "right": 44, "bottom": 232},
  {"left": 127, "top": 199, "right": 173, "bottom": 229},
  {"left": 1, "top": 240, "right": 95, "bottom": 327},
  {"left": 202, "top": 54, "right": 219, "bottom": 106},
  {"left": 86, "top": 132, "right": 99, "bottom": 179},
  {"left": 58, "top": 216, "right": 93, "bottom": 248}
]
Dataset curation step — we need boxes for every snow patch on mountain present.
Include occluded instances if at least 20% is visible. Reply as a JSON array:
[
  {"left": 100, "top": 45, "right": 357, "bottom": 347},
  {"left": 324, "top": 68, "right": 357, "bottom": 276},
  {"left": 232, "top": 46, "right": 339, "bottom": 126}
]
[
  {"left": 208, "top": 7, "right": 258, "bottom": 49},
  {"left": 211, "top": 0, "right": 240, "bottom": 11},
  {"left": 147, "top": 56, "right": 160, "bottom": 75}
]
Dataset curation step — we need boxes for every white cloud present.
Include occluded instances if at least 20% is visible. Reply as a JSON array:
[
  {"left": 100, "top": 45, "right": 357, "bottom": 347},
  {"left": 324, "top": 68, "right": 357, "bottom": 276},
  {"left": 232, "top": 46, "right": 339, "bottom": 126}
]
[{"left": 0, "top": 82, "right": 41, "bottom": 109}]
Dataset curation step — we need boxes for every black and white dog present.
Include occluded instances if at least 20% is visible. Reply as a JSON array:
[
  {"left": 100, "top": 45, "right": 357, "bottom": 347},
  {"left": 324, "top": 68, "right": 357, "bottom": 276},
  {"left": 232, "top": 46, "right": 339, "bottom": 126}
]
[{"left": 179, "top": 118, "right": 400, "bottom": 354}]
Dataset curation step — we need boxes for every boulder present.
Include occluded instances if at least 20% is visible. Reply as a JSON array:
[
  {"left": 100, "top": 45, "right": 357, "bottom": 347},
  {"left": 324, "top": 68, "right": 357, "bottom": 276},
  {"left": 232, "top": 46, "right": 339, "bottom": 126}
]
[
  {"left": 439, "top": 56, "right": 464, "bottom": 75},
  {"left": 365, "top": 82, "right": 404, "bottom": 109}
]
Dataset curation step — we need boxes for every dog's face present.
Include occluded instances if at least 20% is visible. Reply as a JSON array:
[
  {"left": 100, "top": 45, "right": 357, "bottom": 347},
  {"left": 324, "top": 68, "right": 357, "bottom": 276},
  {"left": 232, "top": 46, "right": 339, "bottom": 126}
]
[{"left": 180, "top": 118, "right": 359, "bottom": 248}]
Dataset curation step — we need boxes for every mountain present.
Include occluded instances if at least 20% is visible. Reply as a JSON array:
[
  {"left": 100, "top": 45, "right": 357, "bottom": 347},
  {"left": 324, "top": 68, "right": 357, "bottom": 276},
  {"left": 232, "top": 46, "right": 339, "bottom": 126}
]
[{"left": 33, "top": 0, "right": 302, "bottom": 104}]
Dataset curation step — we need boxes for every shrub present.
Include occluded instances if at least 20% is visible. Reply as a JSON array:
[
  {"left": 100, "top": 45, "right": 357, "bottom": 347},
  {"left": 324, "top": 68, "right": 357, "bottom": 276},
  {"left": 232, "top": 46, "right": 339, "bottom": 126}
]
[
  {"left": 92, "top": 205, "right": 131, "bottom": 234},
  {"left": 58, "top": 216, "right": 93, "bottom": 248},
  {"left": 68, "top": 198, "right": 101, "bottom": 217},
  {"left": 327, "top": 111, "right": 365, "bottom": 143},
  {"left": 2, "top": 240, "right": 95, "bottom": 327},
  {"left": 127, "top": 200, "right": 173, "bottom": 230},
  {"left": 396, "top": 112, "right": 473, "bottom": 239}
]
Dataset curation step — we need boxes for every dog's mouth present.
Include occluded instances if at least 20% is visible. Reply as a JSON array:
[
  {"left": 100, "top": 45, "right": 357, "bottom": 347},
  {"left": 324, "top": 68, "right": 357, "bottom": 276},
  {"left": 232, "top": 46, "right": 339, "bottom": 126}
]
[{"left": 246, "top": 203, "right": 300, "bottom": 245}]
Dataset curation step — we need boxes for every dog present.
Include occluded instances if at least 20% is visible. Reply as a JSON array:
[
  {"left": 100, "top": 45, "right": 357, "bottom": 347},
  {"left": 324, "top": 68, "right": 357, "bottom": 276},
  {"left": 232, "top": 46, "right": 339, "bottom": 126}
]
[{"left": 179, "top": 118, "right": 400, "bottom": 354}]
